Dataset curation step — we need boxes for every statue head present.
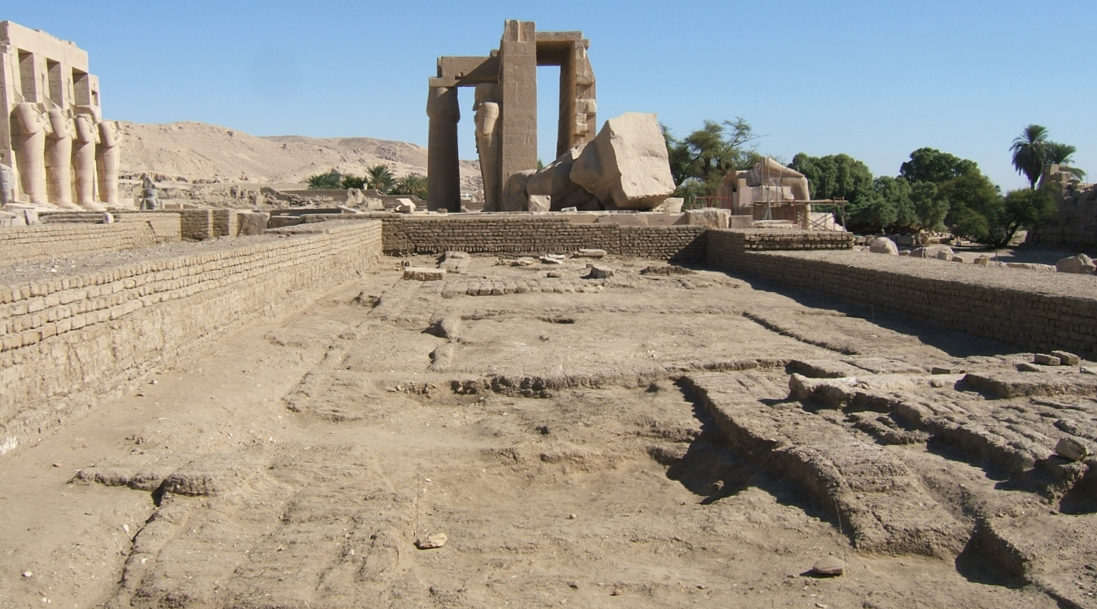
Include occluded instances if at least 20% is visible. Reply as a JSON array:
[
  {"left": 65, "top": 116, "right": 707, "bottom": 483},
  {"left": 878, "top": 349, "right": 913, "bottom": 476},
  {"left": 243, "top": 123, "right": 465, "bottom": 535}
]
[{"left": 13, "top": 103, "right": 45, "bottom": 132}]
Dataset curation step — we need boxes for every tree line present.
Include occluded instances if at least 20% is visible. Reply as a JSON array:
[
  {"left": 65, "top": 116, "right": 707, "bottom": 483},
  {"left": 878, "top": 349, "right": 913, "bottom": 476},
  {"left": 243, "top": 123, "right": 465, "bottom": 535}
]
[
  {"left": 663, "top": 120, "right": 1084, "bottom": 248},
  {"left": 306, "top": 164, "right": 427, "bottom": 199}
]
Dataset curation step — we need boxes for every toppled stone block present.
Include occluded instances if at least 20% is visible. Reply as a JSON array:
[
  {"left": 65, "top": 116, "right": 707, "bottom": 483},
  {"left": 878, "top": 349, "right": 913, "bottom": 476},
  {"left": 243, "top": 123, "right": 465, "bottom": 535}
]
[
  {"left": 868, "top": 237, "right": 898, "bottom": 255},
  {"left": 1051, "top": 350, "right": 1081, "bottom": 365},
  {"left": 404, "top": 267, "right": 445, "bottom": 281},
  {"left": 511, "top": 257, "right": 537, "bottom": 266},
  {"left": 1054, "top": 437, "right": 1088, "bottom": 461},
  {"left": 427, "top": 313, "right": 464, "bottom": 341},
  {"left": 525, "top": 146, "right": 597, "bottom": 211},
  {"left": 788, "top": 373, "right": 858, "bottom": 409},
  {"left": 910, "top": 245, "right": 954, "bottom": 259},
  {"left": 652, "top": 197, "right": 684, "bottom": 213},
  {"left": 569, "top": 112, "right": 675, "bottom": 210},
  {"left": 1034, "top": 353, "right": 1061, "bottom": 366},
  {"left": 951, "top": 255, "right": 966, "bottom": 263},
  {"left": 585, "top": 265, "right": 614, "bottom": 279},
  {"left": 395, "top": 199, "right": 417, "bottom": 213},
  {"left": 502, "top": 169, "right": 536, "bottom": 212},
  {"left": 973, "top": 255, "right": 990, "bottom": 266},
  {"left": 575, "top": 249, "right": 606, "bottom": 258},
  {"left": 680, "top": 208, "right": 730, "bottom": 229},
  {"left": 540, "top": 254, "right": 565, "bottom": 265},
  {"left": 1055, "top": 253, "right": 1096, "bottom": 275}
]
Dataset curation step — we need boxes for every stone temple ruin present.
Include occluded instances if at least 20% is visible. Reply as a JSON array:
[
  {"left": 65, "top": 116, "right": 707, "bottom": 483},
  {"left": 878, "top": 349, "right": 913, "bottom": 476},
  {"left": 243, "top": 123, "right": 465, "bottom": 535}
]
[
  {"left": 1, "top": 20, "right": 1097, "bottom": 609},
  {"left": 0, "top": 21, "right": 121, "bottom": 211}
]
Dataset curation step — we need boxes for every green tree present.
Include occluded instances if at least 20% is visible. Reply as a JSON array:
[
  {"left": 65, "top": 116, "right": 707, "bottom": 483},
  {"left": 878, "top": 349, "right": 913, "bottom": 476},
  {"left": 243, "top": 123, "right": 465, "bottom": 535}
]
[
  {"left": 899, "top": 148, "right": 978, "bottom": 184},
  {"left": 789, "top": 153, "right": 873, "bottom": 201},
  {"left": 392, "top": 173, "right": 428, "bottom": 199},
  {"left": 341, "top": 174, "right": 366, "bottom": 189},
  {"left": 845, "top": 186, "right": 897, "bottom": 233},
  {"left": 873, "top": 176, "right": 917, "bottom": 230},
  {"left": 910, "top": 181, "right": 946, "bottom": 231},
  {"left": 939, "top": 172, "right": 1003, "bottom": 244},
  {"left": 663, "top": 118, "right": 760, "bottom": 199},
  {"left": 307, "top": 169, "right": 343, "bottom": 190},
  {"left": 366, "top": 164, "right": 395, "bottom": 193},
  {"left": 1045, "top": 141, "right": 1087, "bottom": 181},
  {"left": 1010, "top": 124, "right": 1050, "bottom": 189}
]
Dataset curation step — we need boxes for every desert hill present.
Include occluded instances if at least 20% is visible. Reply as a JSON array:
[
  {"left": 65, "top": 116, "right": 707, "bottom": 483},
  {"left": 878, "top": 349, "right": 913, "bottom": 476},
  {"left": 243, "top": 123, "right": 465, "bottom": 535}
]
[{"left": 117, "top": 121, "right": 482, "bottom": 191}]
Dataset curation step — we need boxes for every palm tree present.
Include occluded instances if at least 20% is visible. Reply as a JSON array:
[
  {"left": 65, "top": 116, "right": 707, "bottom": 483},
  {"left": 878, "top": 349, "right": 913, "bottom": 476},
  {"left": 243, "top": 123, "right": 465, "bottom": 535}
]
[
  {"left": 366, "top": 164, "right": 395, "bottom": 193},
  {"left": 392, "top": 173, "right": 428, "bottom": 199},
  {"left": 1010, "top": 124, "right": 1049, "bottom": 189},
  {"left": 1046, "top": 141, "right": 1087, "bottom": 181}
]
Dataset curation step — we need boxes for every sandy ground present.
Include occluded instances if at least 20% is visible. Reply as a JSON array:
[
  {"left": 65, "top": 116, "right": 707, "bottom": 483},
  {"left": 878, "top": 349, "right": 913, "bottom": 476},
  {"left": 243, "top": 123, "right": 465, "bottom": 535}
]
[{"left": 1, "top": 255, "right": 1094, "bottom": 608}]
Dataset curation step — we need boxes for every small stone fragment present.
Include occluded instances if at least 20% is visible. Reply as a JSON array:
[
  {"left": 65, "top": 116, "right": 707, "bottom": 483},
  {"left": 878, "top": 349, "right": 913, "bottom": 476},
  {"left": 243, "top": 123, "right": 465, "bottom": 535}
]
[
  {"left": 512, "top": 257, "right": 537, "bottom": 267},
  {"left": 22, "top": 571, "right": 32, "bottom": 578},
  {"left": 1055, "top": 437, "right": 1089, "bottom": 462},
  {"left": 811, "top": 556, "right": 845, "bottom": 576},
  {"left": 1034, "top": 353, "right": 1061, "bottom": 366},
  {"left": 585, "top": 265, "right": 614, "bottom": 279},
  {"left": 546, "top": 271, "right": 563, "bottom": 278},
  {"left": 576, "top": 248, "right": 607, "bottom": 258},
  {"left": 1016, "top": 362, "right": 1041, "bottom": 373},
  {"left": 540, "top": 255, "right": 565, "bottom": 265},
  {"left": 415, "top": 533, "right": 448, "bottom": 549}
]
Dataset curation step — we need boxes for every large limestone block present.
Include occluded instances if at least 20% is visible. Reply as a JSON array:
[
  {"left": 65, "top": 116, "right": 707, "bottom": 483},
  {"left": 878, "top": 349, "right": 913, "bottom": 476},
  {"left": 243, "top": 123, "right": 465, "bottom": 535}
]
[
  {"left": 868, "top": 237, "right": 899, "bottom": 255},
  {"left": 236, "top": 211, "right": 270, "bottom": 236},
  {"left": 569, "top": 112, "right": 674, "bottom": 210},
  {"left": 1056, "top": 253, "right": 1096, "bottom": 275},
  {"left": 679, "top": 208, "right": 730, "bottom": 229},
  {"left": 525, "top": 146, "right": 599, "bottom": 211}
]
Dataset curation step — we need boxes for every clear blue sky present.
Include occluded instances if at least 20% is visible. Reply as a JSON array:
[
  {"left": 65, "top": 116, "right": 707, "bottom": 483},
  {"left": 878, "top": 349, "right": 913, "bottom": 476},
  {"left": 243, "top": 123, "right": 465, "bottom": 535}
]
[{"left": 7, "top": 0, "right": 1094, "bottom": 190}]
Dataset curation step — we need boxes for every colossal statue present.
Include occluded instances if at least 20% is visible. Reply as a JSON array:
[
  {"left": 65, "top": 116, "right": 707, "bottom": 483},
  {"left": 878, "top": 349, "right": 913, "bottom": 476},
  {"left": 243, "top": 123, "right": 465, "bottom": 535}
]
[
  {"left": 0, "top": 152, "right": 13, "bottom": 207},
  {"left": 45, "top": 108, "right": 79, "bottom": 209},
  {"left": 13, "top": 103, "right": 49, "bottom": 205},
  {"left": 72, "top": 108, "right": 104, "bottom": 210},
  {"left": 473, "top": 84, "right": 502, "bottom": 212},
  {"left": 96, "top": 121, "right": 122, "bottom": 206}
]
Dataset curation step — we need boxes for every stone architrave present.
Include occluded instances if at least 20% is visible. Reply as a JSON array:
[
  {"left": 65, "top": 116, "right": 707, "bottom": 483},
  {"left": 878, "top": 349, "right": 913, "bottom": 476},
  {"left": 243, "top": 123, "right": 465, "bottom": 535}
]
[
  {"left": 473, "top": 84, "right": 502, "bottom": 212},
  {"left": 96, "top": 120, "right": 121, "bottom": 206},
  {"left": 12, "top": 103, "right": 49, "bottom": 205},
  {"left": 72, "top": 109, "right": 103, "bottom": 210},
  {"left": 45, "top": 108, "right": 78, "bottom": 209},
  {"left": 426, "top": 86, "right": 461, "bottom": 212},
  {"left": 569, "top": 112, "right": 674, "bottom": 210}
]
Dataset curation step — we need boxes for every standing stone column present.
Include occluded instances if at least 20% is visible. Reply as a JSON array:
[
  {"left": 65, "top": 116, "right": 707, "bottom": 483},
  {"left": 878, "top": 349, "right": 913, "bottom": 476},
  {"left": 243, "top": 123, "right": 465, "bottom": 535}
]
[
  {"left": 96, "top": 120, "right": 121, "bottom": 206},
  {"left": 13, "top": 103, "right": 49, "bottom": 205},
  {"left": 72, "top": 110, "right": 104, "bottom": 210},
  {"left": 426, "top": 85, "right": 461, "bottom": 213},
  {"left": 45, "top": 109, "right": 79, "bottom": 209}
]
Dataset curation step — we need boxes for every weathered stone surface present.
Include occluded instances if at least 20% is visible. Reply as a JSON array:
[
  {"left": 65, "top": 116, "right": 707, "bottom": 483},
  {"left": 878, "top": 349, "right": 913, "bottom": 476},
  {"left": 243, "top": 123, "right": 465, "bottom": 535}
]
[
  {"left": 1034, "top": 353, "right": 1062, "bottom": 366},
  {"left": 415, "top": 533, "right": 448, "bottom": 549},
  {"left": 569, "top": 112, "right": 674, "bottom": 210},
  {"left": 1054, "top": 437, "right": 1088, "bottom": 461},
  {"left": 1051, "top": 350, "right": 1081, "bottom": 365},
  {"left": 525, "top": 146, "right": 598, "bottom": 211},
  {"left": 1055, "top": 253, "right": 1096, "bottom": 275},
  {"left": 575, "top": 249, "right": 606, "bottom": 258},
  {"left": 812, "top": 556, "right": 845, "bottom": 576},
  {"left": 403, "top": 267, "right": 445, "bottom": 281},
  {"left": 653, "top": 197, "right": 684, "bottom": 213},
  {"left": 427, "top": 313, "right": 464, "bottom": 341},
  {"left": 585, "top": 265, "right": 614, "bottom": 279},
  {"left": 681, "top": 208, "right": 730, "bottom": 229},
  {"left": 910, "top": 245, "right": 954, "bottom": 259},
  {"left": 236, "top": 211, "right": 269, "bottom": 236},
  {"left": 868, "top": 237, "right": 898, "bottom": 255},
  {"left": 395, "top": 199, "right": 417, "bottom": 213},
  {"left": 502, "top": 169, "right": 536, "bottom": 212}
]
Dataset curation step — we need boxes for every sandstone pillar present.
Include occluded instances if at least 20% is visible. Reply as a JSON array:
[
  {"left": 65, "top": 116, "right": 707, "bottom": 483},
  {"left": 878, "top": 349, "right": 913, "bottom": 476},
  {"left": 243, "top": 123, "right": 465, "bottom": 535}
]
[
  {"left": 498, "top": 20, "right": 538, "bottom": 194},
  {"left": 72, "top": 109, "right": 103, "bottom": 210},
  {"left": 13, "top": 103, "right": 49, "bottom": 205},
  {"left": 426, "top": 85, "right": 460, "bottom": 212},
  {"left": 45, "top": 108, "right": 78, "bottom": 209},
  {"left": 96, "top": 120, "right": 120, "bottom": 205}
]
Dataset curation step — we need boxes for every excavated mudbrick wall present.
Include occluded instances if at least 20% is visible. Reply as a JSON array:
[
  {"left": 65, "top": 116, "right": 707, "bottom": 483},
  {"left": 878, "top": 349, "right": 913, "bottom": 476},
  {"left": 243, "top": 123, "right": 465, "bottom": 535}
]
[
  {"left": 0, "top": 220, "right": 382, "bottom": 456},
  {"left": 382, "top": 215, "right": 706, "bottom": 262},
  {"left": 0, "top": 223, "right": 162, "bottom": 265},
  {"left": 707, "top": 230, "right": 1097, "bottom": 357}
]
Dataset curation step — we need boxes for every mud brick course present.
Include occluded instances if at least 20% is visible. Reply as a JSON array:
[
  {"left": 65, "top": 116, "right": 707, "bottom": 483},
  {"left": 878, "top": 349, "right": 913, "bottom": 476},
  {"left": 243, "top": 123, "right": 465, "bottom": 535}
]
[
  {"left": 0, "top": 221, "right": 382, "bottom": 455},
  {"left": 381, "top": 215, "right": 706, "bottom": 262},
  {"left": 0, "top": 223, "right": 163, "bottom": 265}
]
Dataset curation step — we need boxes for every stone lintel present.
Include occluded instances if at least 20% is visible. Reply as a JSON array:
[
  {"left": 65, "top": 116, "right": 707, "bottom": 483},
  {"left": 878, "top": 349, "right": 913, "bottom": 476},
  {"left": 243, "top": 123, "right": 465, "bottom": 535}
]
[{"left": 431, "top": 55, "right": 499, "bottom": 88}]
